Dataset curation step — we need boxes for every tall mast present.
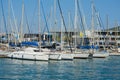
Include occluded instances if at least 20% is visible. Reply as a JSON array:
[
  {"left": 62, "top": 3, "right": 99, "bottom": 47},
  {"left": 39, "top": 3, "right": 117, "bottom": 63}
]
[
  {"left": 68, "top": 12, "right": 71, "bottom": 32},
  {"left": 54, "top": 0, "right": 57, "bottom": 42},
  {"left": 1, "top": 0, "right": 8, "bottom": 35},
  {"left": 8, "top": 0, "right": 10, "bottom": 33},
  {"left": 106, "top": 15, "right": 109, "bottom": 35},
  {"left": 7, "top": 0, "right": 10, "bottom": 50},
  {"left": 115, "top": 21, "right": 118, "bottom": 49},
  {"left": 38, "top": 0, "right": 41, "bottom": 50},
  {"left": 54, "top": 0, "right": 56, "bottom": 26},
  {"left": 106, "top": 15, "right": 109, "bottom": 49},
  {"left": 91, "top": 1, "right": 95, "bottom": 52},
  {"left": 61, "top": 17, "right": 63, "bottom": 51},
  {"left": 58, "top": 0, "right": 72, "bottom": 52},
  {"left": 68, "top": 12, "right": 71, "bottom": 44},
  {"left": 20, "top": 0, "right": 24, "bottom": 42},
  {"left": 74, "top": 0, "right": 78, "bottom": 50},
  {"left": 11, "top": 0, "right": 18, "bottom": 34}
]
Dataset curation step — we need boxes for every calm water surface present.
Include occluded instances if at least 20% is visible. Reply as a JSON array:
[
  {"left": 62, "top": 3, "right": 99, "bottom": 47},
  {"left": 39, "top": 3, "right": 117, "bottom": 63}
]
[{"left": 0, "top": 56, "right": 120, "bottom": 80}]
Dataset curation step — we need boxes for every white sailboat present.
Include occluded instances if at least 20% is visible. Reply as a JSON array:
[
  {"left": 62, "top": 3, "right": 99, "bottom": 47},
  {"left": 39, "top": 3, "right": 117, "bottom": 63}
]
[
  {"left": 7, "top": 47, "right": 49, "bottom": 61},
  {"left": 91, "top": 1, "right": 109, "bottom": 58},
  {"left": 61, "top": 52, "right": 74, "bottom": 60},
  {"left": 7, "top": 0, "right": 49, "bottom": 61},
  {"left": 46, "top": 0, "right": 62, "bottom": 60},
  {"left": 93, "top": 50, "right": 109, "bottom": 58},
  {"left": 73, "top": 0, "right": 89, "bottom": 59},
  {"left": 57, "top": 0, "right": 74, "bottom": 60},
  {"left": 48, "top": 51, "right": 61, "bottom": 60}
]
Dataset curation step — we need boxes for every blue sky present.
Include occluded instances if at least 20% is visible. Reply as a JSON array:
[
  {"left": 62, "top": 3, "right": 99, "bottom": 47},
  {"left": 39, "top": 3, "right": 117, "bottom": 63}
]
[{"left": 0, "top": 0, "right": 120, "bottom": 33}]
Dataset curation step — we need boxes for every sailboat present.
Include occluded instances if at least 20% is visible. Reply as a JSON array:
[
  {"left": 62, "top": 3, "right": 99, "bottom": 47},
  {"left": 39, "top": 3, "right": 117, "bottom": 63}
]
[
  {"left": 41, "top": 0, "right": 62, "bottom": 60},
  {"left": 90, "top": 1, "right": 109, "bottom": 58},
  {"left": 46, "top": 0, "right": 74, "bottom": 60},
  {"left": 7, "top": 0, "right": 49, "bottom": 61},
  {"left": 57, "top": 0, "right": 74, "bottom": 60},
  {"left": 7, "top": 47, "right": 49, "bottom": 61},
  {"left": 73, "top": 0, "right": 89, "bottom": 59}
]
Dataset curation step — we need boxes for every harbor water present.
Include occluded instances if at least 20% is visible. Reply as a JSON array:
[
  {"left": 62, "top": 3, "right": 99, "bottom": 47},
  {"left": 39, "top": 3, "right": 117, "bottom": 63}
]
[{"left": 0, "top": 56, "right": 120, "bottom": 80}]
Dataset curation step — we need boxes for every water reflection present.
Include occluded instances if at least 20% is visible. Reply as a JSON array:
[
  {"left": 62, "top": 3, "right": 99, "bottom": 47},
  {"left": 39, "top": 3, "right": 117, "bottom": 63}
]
[{"left": 0, "top": 57, "right": 120, "bottom": 80}]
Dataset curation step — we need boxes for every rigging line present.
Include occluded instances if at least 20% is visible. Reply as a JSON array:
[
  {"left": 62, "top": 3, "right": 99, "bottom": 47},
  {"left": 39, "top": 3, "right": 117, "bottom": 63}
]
[
  {"left": 70, "top": 15, "right": 74, "bottom": 31},
  {"left": 95, "top": 12, "right": 105, "bottom": 31},
  {"left": 1, "top": 0, "right": 8, "bottom": 34},
  {"left": 11, "top": 0, "right": 18, "bottom": 34},
  {"left": 77, "top": 0, "right": 86, "bottom": 37},
  {"left": 41, "top": 1, "right": 50, "bottom": 34},
  {"left": 30, "top": 2, "right": 37, "bottom": 33},
  {"left": 57, "top": 0, "right": 72, "bottom": 53},
  {"left": 98, "top": 14, "right": 105, "bottom": 31},
  {"left": 92, "top": 4, "right": 105, "bottom": 31},
  {"left": 24, "top": 6, "right": 31, "bottom": 34}
]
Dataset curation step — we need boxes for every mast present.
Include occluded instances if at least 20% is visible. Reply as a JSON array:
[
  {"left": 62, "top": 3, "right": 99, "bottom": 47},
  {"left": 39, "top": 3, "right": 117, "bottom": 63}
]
[
  {"left": 54, "top": 0, "right": 57, "bottom": 42},
  {"left": 11, "top": 0, "right": 19, "bottom": 45},
  {"left": 1, "top": 0, "right": 8, "bottom": 35},
  {"left": 106, "top": 15, "right": 109, "bottom": 50},
  {"left": 0, "top": 18, "right": 3, "bottom": 44},
  {"left": 74, "top": 0, "right": 78, "bottom": 50},
  {"left": 61, "top": 17, "right": 63, "bottom": 51},
  {"left": 8, "top": 0, "right": 10, "bottom": 50},
  {"left": 57, "top": 0, "right": 72, "bottom": 53},
  {"left": 115, "top": 21, "right": 118, "bottom": 50},
  {"left": 38, "top": 0, "right": 41, "bottom": 51},
  {"left": 68, "top": 12, "right": 72, "bottom": 46},
  {"left": 91, "top": 1, "right": 95, "bottom": 53},
  {"left": 20, "top": 0, "right": 24, "bottom": 42},
  {"left": 49, "top": 7, "right": 52, "bottom": 43}
]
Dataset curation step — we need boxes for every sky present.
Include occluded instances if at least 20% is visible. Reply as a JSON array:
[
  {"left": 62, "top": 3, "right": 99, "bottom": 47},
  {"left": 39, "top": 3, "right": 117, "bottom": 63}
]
[{"left": 0, "top": 0, "right": 120, "bottom": 33}]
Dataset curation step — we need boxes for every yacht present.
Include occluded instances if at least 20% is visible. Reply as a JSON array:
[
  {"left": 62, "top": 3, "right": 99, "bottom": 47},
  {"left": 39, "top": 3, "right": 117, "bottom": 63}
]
[{"left": 7, "top": 47, "right": 49, "bottom": 61}]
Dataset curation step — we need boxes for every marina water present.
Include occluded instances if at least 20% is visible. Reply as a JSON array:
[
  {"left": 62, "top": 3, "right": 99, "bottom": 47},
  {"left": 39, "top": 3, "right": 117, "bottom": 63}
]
[{"left": 0, "top": 56, "right": 120, "bottom": 80}]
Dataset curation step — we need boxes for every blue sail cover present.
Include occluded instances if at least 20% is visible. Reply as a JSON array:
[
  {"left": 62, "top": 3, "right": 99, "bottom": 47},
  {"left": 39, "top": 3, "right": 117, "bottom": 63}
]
[
  {"left": 9, "top": 41, "right": 39, "bottom": 47},
  {"left": 9, "top": 42, "right": 19, "bottom": 47},
  {"left": 77, "top": 45, "right": 99, "bottom": 49},
  {"left": 21, "top": 41, "right": 39, "bottom": 47}
]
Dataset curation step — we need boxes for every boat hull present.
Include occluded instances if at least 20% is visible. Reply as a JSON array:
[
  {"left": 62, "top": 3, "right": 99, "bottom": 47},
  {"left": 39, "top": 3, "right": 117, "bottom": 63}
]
[
  {"left": 48, "top": 52, "right": 61, "bottom": 60},
  {"left": 93, "top": 52, "right": 109, "bottom": 58},
  {"left": 74, "top": 53, "right": 89, "bottom": 59},
  {"left": 7, "top": 51, "right": 49, "bottom": 61},
  {"left": 61, "top": 53, "right": 73, "bottom": 60},
  {"left": 109, "top": 53, "right": 120, "bottom": 56}
]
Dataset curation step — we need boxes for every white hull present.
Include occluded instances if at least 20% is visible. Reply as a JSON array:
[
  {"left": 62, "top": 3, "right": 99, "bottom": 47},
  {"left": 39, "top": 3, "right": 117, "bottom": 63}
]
[
  {"left": 61, "top": 53, "right": 73, "bottom": 60},
  {"left": 74, "top": 53, "right": 89, "bottom": 59},
  {"left": 7, "top": 51, "right": 49, "bottom": 61},
  {"left": 109, "top": 53, "right": 120, "bottom": 56},
  {"left": 93, "top": 51, "right": 109, "bottom": 58},
  {"left": 118, "top": 48, "right": 120, "bottom": 53},
  {"left": 48, "top": 51, "right": 74, "bottom": 60},
  {"left": 48, "top": 52, "right": 61, "bottom": 60}
]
